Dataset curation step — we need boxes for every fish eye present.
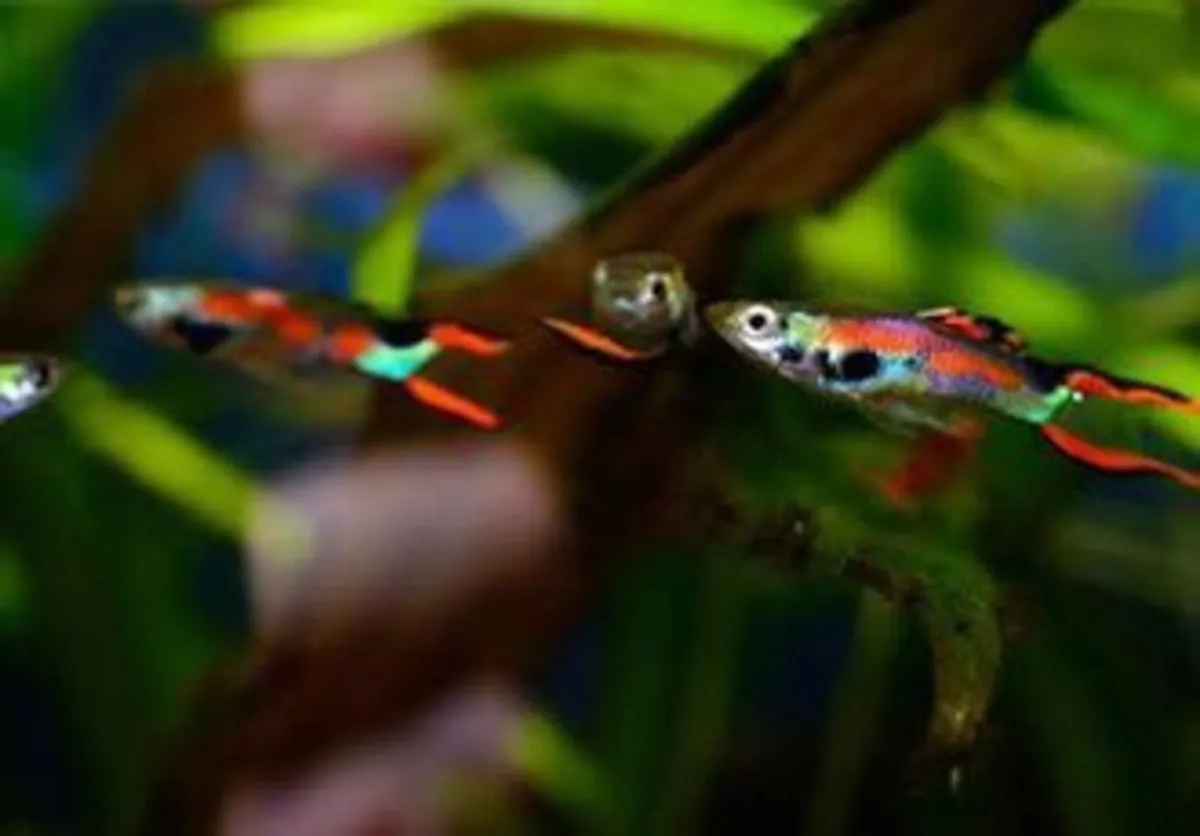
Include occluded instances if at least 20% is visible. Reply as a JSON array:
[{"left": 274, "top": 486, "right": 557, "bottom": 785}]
[
  {"left": 739, "top": 305, "right": 776, "bottom": 335},
  {"left": 647, "top": 274, "right": 669, "bottom": 303},
  {"left": 27, "top": 359, "right": 54, "bottom": 389}
]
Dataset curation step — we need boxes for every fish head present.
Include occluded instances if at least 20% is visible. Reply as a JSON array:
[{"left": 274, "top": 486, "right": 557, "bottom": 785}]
[
  {"left": 0, "top": 354, "right": 62, "bottom": 423},
  {"left": 591, "top": 252, "right": 696, "bottom": 351},
  {"left": 114, "top": 282, "right": 247, "bottom": 357},
  {"left": 704, "top": 300, "right": 825, "bottom": 382},
  {"left": 114, "top": 282, "right": 204, "bottom": 332}
]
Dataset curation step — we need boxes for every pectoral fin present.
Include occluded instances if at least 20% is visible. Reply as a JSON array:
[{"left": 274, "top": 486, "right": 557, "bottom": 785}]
[
  {"left": 857, "top": 395, "right": 978, "bottom": 439},
  {"left": 876, "top": 431, "right": 977, "bottom": 507}
]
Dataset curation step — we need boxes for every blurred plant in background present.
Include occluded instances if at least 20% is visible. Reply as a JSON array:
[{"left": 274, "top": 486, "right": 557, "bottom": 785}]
[{"left": 0, "top": 1, "right": 1198, "bottom": 834}]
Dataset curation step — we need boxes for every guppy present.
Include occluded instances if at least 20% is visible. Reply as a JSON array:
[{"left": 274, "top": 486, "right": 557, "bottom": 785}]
[
  {"left": 114, "top": 283, "right": 508, "bottom": 429},
  {"left": 540, "top": 251, "right": 700, "bottom": 360},
  {"left": 705, "top": 300, "right": 1200, "bottom": 492},
  {"left": 0, "top": 354, "right": 61, "bottom": 424}
]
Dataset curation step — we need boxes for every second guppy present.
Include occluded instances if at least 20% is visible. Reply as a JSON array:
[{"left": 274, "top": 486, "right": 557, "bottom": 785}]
[
  {"left": 114, "top": 283, "right": 507, "bottom": 429},
  {"left": 705, "top": 300, "right": 1200, "bottom": 492}
]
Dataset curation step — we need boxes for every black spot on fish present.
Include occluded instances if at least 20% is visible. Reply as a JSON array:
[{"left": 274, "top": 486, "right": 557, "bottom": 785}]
[
  {"left": 813, "top": 349, "right": 837, "bottom": 380},
  {"left": 1021, "top": 357, "right": 1068, "bottom": 393},
  {"left": 27, "top": 359, "right": 55, "bottom": 390},
  {"left": 372, "top": 317, "right": 430, "bottom": 348},
  {"left": 170, "top": 316, "right": 235, "bottom": 356},
  {"left": 778, "top": 344, "right": 805, "bottom": 364},
  {"left": 839, "top": 350, "right": 881, "bottom": 382}
]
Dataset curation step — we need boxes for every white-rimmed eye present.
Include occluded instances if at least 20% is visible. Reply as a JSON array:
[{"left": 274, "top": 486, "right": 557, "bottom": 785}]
[
  {"left": 738, "top": 304, "right": 777, "bottom": 336},
  {"left": 591, "top": 260, "right": 610, "bottom": 287},
  {"left": 644, "top": 273, "right": 670, "bottom": 303}
]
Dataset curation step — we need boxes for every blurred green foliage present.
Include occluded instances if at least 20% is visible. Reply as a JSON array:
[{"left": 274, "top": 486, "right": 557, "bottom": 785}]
[{"left": 1, "top": 1, "right": 1199, "bottom": 835}]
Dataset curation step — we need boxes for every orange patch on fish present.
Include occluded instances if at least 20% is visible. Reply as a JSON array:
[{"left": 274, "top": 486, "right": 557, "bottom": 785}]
[
  {"left": 925, "top": 348, "right": 1025, "bottom": 390},
  {"left": 825, "top": 321, "right": 927, "bottom": 355},
  {"left": 197, "top": 291, "right": 259, "bottom": 321},
  {"left": 326, "top": 324, "right": 377, "bottom": 363},
  {"left": 270, "top": 311, "right": 323, "bottom": 349}
]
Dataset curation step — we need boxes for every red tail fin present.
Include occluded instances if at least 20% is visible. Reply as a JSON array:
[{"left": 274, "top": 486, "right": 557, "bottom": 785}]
[
  {"left": 540, "top": 318, "right": 664, "bottom": 362},
  {"left": 405, "top": 376, "right": 501, "bottom": 430},
  {"left": 1040, "top": 423, "right": 1200, "bottom": 491},
  {"left": 427, "top": 323, "right": 509, "bottom": 357},
  {"left": 1063, "top": 368, "right": 1200, "bottom": 415}
]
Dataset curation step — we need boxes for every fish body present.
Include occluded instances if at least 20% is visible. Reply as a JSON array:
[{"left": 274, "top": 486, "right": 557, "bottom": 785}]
[
  {"left": 541, "top": 251, "right": 699, "bottom": 360},
  {"left": 0, "top": 354, "right": 61, "bottom": 424},
  {"left": 705, "top": 302, "right": 1077, "bottom": 426},
  {"left": 705, "top": 300, "right": 1200, "bottom": 492},
  {"left": 114, "top": 282, "right": 508, "bottom": 429}
]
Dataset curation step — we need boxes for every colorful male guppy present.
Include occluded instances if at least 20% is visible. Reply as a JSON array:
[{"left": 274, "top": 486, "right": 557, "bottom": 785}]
[
  {"left": 704, "top": 300, "right": 1200, "bottom": 492},
  {"left": 114, "top": 283, "right": 508, "bottom": 429},
  {"left": 0, "top": 354, "right": 61, "bottom": 424}
]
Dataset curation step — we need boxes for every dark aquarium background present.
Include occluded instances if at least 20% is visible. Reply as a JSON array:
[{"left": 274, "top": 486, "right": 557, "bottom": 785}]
[{"left": 1, "top": 2, "right": 1198, "bottom": 834}]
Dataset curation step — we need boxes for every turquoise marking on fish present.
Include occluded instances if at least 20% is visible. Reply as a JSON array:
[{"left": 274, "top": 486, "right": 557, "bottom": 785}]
[{"left": 352, "top": 340, "right": 440, "bottom": 381}]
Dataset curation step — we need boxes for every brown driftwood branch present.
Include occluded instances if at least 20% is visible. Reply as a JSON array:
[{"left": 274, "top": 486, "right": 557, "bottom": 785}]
[
  {"left": 0, "top": 2, "right": 1070, "bottom": 832},
  {"left": 212, "top": 0, "right": 1068, "bottom": 823}
]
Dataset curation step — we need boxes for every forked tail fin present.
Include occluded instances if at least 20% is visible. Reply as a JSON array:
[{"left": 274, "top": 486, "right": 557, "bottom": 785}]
[
  {"left": 1040, "top": 423, "right": 1200, "bottom": 491},
  {"left": 1061, "top": 366, "right": 1200, "bottom": 415}
]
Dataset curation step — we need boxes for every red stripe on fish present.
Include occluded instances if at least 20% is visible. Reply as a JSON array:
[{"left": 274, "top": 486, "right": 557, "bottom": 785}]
[
  {"left": 1040, "top": 423, "right": 1200, "bottom": 491},
  {"left": 195, "top": 290, "right": 262, "bottom": 322},
  {"left": 1063, "top": 368, "right": 1200, "bottom": 415},
  {"left": 325, "top": 323, "right": 378, "bottom": 364},
  {"left": 405, "top": 375, "right": 501, "bottom": 430},
  {"left": 428, "top": 323, "right": 510, "bottom": 357},
  {"left": 259, "top": 305, "right": 323, "bottom": 349},
  {"left": 925, "top": 347, "right": 1027, "bottom": 391},
  {"left": 540, "top": 318, "right": 664, "bottom": 361}
]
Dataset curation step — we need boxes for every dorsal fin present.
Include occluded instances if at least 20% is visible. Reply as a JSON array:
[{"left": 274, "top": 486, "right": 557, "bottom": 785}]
[
  {"left": 370, "top": 316, "right": 432, "bottom": 347},
  {"left": 917, "top": 306, "right": 1028, "bottom": 354}
]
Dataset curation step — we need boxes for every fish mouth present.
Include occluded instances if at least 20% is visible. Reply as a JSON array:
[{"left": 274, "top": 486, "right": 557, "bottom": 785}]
[
  {"left": 113, "top": 285, "right": 143, "bottom": 320},
  {"left": 702, "top": 301, "right": 739, "bottom": 333}
]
